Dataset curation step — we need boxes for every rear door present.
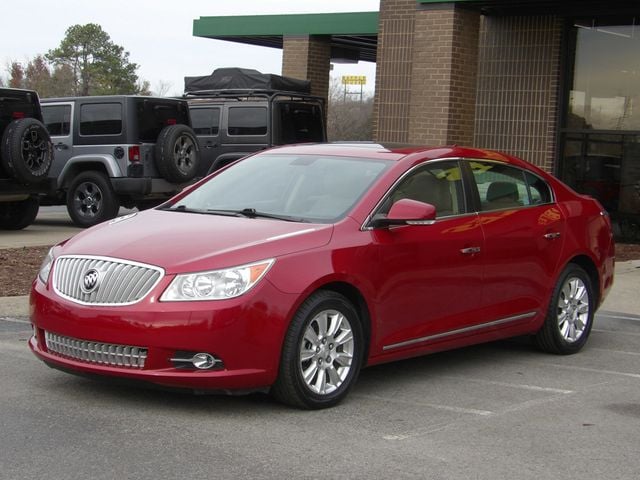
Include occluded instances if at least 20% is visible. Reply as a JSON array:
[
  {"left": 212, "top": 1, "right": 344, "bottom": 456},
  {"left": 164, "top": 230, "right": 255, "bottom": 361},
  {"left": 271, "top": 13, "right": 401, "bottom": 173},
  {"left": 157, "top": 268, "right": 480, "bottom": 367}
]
[
  {"left": 189, "top": 104, "right": 221, "bottom": 177},
  {"left": 41, "top": 101, "right": 74, "bottom": 180},
  {"left": 466, "top": 159, "right": 565, "bottom": 321}
]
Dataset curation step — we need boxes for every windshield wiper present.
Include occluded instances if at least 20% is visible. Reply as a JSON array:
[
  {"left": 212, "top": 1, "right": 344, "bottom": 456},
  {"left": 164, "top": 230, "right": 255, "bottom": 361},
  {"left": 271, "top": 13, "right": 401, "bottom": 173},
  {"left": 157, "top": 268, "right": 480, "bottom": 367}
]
[{"left": 208, "top": 208, "right": 308, "bottom": 222}]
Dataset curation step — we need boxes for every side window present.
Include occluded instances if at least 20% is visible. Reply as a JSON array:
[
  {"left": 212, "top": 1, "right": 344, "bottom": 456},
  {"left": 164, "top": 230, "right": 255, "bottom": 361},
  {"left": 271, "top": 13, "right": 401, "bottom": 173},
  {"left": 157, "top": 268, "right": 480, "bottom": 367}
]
[
  {"left": 525, "top": 172, "right": 553, "bottom": 204},
  {"left": 190, "top": 107, "right": 220, "bottom": 135},
  {"left": 227, "top": 107, "right": 267, "bottom": 136},
  {"left": 470, "top": 161, "right": 530, "bottom": 211},
  {"left": 79, "top": 103, "right": 122, "bottom": 136},
  {"left": 42, "top": 105, "right": 72, "bottom": 136},
  {"left": 381, "top": 160, "right": 466, "bottom": 218}
]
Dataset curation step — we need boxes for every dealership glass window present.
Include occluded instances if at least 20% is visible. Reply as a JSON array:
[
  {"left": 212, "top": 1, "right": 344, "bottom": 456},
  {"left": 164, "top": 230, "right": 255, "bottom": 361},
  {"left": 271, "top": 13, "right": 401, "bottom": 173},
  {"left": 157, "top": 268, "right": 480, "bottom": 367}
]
[
  {"left": 79, "top": 103, "right": 122, "bottom": 136},
  {"left": 227, "top": 107, "right": 267, "bottom": 136},
  {"left": 42, "top": 105, "right": 71, "bottom": 136},
  {"left": 568, "top": 18, "right": 640, "bottom": 131},
  {"left": 561, "top": 17, "right": 640, "bottom": 241}
]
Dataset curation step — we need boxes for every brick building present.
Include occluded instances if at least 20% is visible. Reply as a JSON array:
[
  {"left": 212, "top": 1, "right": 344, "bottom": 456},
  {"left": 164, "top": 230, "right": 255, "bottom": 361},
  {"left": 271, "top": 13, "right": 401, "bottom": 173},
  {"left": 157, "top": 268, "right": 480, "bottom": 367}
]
[{"left": 193, "top": 0, "right": 640, "bottom": 239}]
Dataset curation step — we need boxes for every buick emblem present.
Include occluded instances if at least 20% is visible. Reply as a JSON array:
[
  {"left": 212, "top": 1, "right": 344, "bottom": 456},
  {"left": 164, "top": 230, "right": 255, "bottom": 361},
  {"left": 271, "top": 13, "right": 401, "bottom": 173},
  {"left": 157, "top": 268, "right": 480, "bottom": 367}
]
[{"left": 81, "top": 269, "right": 101, "bottom": 294}]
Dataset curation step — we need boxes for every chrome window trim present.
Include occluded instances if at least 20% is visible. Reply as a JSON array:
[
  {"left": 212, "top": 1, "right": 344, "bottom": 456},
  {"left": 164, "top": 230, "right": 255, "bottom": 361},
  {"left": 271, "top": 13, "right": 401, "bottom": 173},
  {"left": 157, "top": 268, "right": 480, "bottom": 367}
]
[
  {"left": 52, "top": 255, "right": 165, "bottom": 307},
  {"left": 383, "top": 311, "right": 537, "bottom": 351}
]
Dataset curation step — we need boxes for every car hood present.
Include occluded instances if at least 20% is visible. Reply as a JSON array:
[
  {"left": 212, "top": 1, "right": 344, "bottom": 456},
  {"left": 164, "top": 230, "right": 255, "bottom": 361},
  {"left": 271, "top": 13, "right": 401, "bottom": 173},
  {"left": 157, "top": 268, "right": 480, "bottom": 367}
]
[{"left": 58, "top": 210, "right": 334, "bottom": 274}]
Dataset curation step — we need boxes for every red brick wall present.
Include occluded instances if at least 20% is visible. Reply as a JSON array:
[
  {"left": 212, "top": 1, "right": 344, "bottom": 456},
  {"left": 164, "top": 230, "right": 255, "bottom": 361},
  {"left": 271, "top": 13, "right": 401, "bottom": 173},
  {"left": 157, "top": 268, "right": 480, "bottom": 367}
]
[
  {"left": 474, "top": 16, "right": 563, "bottom": 171},
  {"left": 282, "top": 35, "right": 331, "bottom": 102},
  {"left": 408, "top": 6, "right": 479, "bottom": 145}
]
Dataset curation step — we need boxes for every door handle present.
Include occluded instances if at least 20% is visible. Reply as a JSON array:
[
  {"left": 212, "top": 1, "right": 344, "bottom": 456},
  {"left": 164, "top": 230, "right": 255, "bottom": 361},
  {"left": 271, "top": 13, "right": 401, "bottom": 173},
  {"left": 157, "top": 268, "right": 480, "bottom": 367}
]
[
  {"left": 544, "top": 232, "right": 561, "bottom": 240},
  {"left": 460, "top": 247, "right": 481, "bottom": 255},
  {"left": 55, "top": 142, "right": 69, "bottom": 150}
]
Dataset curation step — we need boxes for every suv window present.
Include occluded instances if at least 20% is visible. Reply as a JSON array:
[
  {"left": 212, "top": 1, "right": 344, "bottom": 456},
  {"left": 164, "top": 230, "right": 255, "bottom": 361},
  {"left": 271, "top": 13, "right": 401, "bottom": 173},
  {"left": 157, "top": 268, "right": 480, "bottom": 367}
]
[
  {"left": 275, "top": 102, "right": 324, "bottom": 143},
  {"left": 190, "top": 107, "right": 220, "bottom": 135},
  {"left": 80, "top": 103, "right": 122, "bottom": 136},
  {"left": 135, "top": 98, "right": 190, "bottom": 142},
  {"left": 228, "top": 107, "right": 267, "bottom": 136},
  {"left": 42, "top": 105, "right": 71, "bottom": 136}
]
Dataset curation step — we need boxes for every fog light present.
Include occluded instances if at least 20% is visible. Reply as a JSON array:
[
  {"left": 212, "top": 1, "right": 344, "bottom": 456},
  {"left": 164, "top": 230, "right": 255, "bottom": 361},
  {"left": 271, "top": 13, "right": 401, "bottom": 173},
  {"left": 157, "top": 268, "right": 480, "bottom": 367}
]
[
  {"left": 170, "top": 351, "right": 224, "bottom": 370},
  {"left": 192, "top": 353, "right": 217, "bottom": 369}
]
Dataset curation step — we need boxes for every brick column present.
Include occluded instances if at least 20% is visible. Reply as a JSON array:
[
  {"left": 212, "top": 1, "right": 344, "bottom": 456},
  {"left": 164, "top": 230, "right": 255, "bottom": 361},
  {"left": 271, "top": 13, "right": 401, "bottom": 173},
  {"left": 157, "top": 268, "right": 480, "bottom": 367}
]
[
  {"left": 373, "top": 0, "right": 416, "bottom": 143},
  {"left": 282, "top": 35, "right": 331, "bottom": 102},
  {"left": 408, "top": 5, "right": 480, "bottom": 145}
]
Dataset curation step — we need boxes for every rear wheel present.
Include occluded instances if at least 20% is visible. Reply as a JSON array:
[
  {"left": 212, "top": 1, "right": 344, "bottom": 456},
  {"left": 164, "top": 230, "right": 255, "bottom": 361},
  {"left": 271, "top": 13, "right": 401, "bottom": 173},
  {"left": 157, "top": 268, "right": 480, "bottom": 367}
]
[
  {"left": 272, "top": 291, "right": 364, "bottom": 409},
  {"left": 66, "top": 171, "right": 120, "bottom": 228},
  {"left": 535, "top": 264, "right": 595, "bottom": 354},
  {"left": 0, "top": 196, "right": 39, "bottom": 230}
]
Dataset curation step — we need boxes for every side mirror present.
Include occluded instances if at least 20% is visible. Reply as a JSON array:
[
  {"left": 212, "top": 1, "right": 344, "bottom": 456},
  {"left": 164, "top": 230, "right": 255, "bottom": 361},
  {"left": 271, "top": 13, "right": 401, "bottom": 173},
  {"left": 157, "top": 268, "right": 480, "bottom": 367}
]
[{"left": 370, "top": 199, "right": 437, "bottom": 228}]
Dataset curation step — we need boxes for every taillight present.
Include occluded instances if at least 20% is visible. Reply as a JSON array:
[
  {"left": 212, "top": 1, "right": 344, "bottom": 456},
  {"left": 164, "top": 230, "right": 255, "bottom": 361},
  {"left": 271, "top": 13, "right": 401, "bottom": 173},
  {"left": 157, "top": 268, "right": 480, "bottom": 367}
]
[
  {"left": 167, "top": 118, "right": 177, "bottom": 125},
  {"left": 128, "top": 145, "right": 141, "bottom": 162},
  {"left": 12, "top": 111, "right": 25, "bottom": 119}
]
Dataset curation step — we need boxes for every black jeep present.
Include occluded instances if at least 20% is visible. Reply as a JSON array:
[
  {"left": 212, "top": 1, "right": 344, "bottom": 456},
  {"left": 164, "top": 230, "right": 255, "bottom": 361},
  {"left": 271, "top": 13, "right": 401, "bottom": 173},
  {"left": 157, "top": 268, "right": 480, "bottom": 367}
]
[
  {"left": 0, "top": 88, "right": 54, "bottom": 230},
  {"left": 184, "top": 68, "right": 326, "bottom": 174}
]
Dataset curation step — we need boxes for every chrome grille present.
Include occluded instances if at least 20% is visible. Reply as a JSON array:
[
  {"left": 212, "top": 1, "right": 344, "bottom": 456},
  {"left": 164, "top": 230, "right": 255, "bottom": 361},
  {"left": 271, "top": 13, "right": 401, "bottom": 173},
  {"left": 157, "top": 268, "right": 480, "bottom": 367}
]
[
  {"left": 45, "top": 331, "right": 147, "bottom": 369},
  {"left": 53, "top": 255, "right": 163, "bottom": 306}
]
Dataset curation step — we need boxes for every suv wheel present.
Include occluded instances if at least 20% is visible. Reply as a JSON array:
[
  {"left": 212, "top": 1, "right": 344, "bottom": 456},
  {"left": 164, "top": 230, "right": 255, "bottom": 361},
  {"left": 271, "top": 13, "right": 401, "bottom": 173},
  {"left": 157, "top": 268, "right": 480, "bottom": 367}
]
[
  {"left": 67, "top": 171, "right": 120, "bottom": 228},
  {"left": 155, "top": 125, "right": 200, "bottom": 183},
  {"left": 1, "top": 118, "right": 53, "bottom": 183},
  {"left": 0, "top": 196, "right": 40, "bottom": 230}
]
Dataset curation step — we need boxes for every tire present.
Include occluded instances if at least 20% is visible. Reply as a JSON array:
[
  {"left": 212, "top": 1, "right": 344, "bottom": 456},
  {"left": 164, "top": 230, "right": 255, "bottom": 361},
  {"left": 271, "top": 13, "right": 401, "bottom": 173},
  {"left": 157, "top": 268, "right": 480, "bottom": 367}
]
[
  {"left": 155, "top": 125, "right": 199, "bottom": 183},
  {"left": 66, "top": 171, "right": 120, "bottom": 228},
  {"left": 272, "top": 291, "right": 364, "bottom": 409},
  {"left": 535, "top": 264, "right": 595, "bottom": 355},
  {"left": 0, "top": 196, "right": 39, "bottom": 230},
  {"left": 1, "top": 118, "right": 53, "bottom": 183}
]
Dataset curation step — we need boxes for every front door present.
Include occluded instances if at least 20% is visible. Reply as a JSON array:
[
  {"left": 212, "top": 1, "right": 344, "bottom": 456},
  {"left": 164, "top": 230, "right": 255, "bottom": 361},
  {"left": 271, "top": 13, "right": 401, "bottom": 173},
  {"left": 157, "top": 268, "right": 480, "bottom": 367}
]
[{"left": 370, "top": 160, "right": 486, "bottom": 353}]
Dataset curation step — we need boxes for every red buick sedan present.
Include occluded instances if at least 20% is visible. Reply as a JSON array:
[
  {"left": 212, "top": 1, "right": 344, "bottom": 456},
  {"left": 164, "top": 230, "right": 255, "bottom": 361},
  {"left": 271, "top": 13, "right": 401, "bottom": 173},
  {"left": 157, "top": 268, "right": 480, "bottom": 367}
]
[{"left": 30, "top": 144, "right": 615, "bottom": 409}]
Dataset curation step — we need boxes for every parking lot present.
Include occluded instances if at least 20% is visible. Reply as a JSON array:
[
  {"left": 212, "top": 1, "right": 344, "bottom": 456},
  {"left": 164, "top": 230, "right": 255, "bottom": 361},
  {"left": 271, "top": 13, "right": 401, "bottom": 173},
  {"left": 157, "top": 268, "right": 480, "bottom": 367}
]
[
  {"left": 1, "top": 309, "right": 639, "bottom": 479},
  {"left": 1, "top": 208, "right": 639, "bottom": 479}
]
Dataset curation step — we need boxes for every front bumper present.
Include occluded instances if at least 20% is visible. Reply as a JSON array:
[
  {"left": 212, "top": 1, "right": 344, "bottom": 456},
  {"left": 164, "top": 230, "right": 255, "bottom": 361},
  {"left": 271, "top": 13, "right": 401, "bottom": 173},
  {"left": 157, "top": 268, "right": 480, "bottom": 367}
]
[{"left": 29, "top": 277, "right": 296, "bottom": 392}]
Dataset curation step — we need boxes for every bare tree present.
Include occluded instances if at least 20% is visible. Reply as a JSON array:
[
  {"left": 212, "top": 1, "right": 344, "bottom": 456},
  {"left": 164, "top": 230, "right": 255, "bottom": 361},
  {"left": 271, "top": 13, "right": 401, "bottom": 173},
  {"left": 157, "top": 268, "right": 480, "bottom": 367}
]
[{"left": 326, "top": 77, "right": 373, "bottom": 142}]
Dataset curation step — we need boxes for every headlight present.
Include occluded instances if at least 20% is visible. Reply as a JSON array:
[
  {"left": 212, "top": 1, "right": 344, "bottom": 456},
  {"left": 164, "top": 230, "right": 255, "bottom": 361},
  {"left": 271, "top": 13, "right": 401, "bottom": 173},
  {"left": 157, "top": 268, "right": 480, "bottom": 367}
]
[
  {"left": 38, "top": 248, "right": 55, "bottom": 284},
  {"left": 160, "top": 259, "right": 274, "bottom": 301}
]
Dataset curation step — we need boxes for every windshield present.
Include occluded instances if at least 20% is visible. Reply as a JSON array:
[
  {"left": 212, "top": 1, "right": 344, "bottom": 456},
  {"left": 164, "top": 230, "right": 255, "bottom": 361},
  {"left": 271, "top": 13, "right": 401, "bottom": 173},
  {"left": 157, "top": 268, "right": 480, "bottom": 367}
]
[{"left": 169, "top": 153, "right": 392, "bottom": 223}]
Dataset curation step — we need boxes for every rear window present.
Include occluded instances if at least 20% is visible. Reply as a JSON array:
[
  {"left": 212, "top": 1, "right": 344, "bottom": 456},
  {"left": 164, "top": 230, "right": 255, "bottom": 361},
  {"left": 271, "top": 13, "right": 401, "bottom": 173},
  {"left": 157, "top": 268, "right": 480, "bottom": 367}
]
[
  {"left": 0, "top": 90, "right": 40, "bottom": 133},
  {"left": 80, "top": 103, "right": 122, "bottom": 136},
  {"left": 42, "top": 105, "right": 72, "bottom": 136},
  {"left": 227, "top": 107, "right": 267, "bottom": 136},
  {"left": 135, "top": 99, "right": 190, "bottom": 142},
  {"left": 274, "top": 102, "right": 324, "bottom": 143}
]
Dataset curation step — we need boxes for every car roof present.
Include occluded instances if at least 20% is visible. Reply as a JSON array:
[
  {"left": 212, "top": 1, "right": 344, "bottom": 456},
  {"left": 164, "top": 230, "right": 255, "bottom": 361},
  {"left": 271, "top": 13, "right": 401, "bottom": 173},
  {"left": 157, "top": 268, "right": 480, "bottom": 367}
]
[{"left": 266, "top": 142, "right": 530, "bottom": 168}]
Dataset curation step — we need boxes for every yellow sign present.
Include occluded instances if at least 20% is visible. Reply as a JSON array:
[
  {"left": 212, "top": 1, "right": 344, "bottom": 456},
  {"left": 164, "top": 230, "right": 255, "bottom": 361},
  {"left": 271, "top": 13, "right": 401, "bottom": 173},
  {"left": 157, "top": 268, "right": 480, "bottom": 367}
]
[{"left": 341, "top": 75, "right": 367, "bottom": 85}]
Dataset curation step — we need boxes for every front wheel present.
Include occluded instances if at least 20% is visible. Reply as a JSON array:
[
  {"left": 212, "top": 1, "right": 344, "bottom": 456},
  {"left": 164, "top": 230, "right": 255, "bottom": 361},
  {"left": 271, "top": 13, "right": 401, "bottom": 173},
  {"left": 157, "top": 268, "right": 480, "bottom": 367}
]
[
  {"left": 66, "top": 171, "right": 120, "bottom": 228},
  {"left": 272, "top": 291, "right": 364, "bottom": 409},
  {"left": 535, "top": 264, "right": 595, "bottom": 355}
]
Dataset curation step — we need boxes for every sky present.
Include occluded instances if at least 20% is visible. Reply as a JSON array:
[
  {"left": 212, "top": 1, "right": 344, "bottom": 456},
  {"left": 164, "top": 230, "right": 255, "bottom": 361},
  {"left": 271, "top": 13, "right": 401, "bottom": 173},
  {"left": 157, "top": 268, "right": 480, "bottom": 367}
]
[{"left": 1, "top": 0, "right": 380, "bottom": 96}]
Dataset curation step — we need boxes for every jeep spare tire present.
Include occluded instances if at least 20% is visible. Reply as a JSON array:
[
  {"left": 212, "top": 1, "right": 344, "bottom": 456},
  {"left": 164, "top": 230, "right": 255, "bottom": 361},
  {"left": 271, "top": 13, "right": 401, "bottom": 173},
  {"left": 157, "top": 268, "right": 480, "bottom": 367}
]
[
  {"left": 1, "top": 118, "right": 53, "bottom": 184},
  {"left": 155, "top": 124, "right": 199, "bottom": 183}
]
